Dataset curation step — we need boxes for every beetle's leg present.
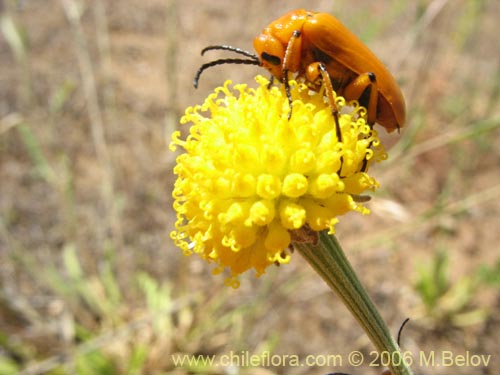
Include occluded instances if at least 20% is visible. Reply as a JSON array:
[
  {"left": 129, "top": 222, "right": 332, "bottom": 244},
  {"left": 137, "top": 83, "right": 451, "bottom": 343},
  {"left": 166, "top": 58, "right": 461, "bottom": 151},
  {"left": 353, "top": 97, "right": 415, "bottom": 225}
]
[
  {"left": 282, "top": 30, "right": 303, "bottom": 119},
  {"left": 306, "top": 61, "right": 344, "bottom": 175},
  {"left": 306, "top": 62, "right": 342, "bottom": 143},
  {"left": 282, "top": 72, "right": 293, "bottom": 119},
  {"left": 267, "top": 74, "right": 274, "bottom": 89},
  {"left": 360, "top": 153, "right": 369, "bottom": 172},
  {"left": 343, "top": 72, "right": 378, "bottom": 125},
  {"left": 343, "top": 72, "right": 378, "bottom": 172},
  {"left": 319, "top": 64, "right": 342, "bottom": 143},
  {"left": 319, "top": 63, "right": 347, "bottom": 176}
]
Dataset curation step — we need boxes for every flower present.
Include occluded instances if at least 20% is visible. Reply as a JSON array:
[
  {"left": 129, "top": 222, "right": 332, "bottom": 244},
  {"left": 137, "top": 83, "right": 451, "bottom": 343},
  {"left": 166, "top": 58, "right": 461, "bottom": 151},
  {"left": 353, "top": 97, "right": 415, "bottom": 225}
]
[{"left": 170, "top": 76, "right": 386, "bottom": 287}]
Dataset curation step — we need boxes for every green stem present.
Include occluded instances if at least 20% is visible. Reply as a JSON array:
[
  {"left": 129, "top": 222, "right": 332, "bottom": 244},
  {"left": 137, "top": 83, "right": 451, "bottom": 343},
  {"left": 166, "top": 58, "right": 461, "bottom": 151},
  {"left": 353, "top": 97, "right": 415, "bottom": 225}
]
[{"left": 295, "top": 231, "right": 413, "bottom": 375}]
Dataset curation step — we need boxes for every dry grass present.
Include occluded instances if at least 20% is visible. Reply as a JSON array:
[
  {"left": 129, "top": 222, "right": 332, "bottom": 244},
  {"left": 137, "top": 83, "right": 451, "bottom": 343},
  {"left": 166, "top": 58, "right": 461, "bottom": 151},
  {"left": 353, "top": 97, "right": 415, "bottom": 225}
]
[{"left": 1, "top": 0, "right": 499, "bottom": 374}]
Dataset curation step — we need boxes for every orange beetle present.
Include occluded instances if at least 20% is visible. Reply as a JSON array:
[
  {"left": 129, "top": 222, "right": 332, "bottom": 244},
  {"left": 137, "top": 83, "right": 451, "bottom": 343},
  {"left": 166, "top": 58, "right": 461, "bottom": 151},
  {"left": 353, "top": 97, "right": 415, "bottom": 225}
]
[{"left": 194, "top": 9, "right": 405, "bottom": 134}]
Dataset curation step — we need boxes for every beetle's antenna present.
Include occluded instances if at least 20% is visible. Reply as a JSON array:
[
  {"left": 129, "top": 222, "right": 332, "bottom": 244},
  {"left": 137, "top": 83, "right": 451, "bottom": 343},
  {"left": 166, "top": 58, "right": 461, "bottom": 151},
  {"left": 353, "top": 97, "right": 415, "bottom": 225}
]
[
  {"left": 397, "top": 317, "right": 410, "bottom": 347},
  {"left": 193, "top": 58, "right": 261, "bottom": 88},
  {"left": 201, "top": 45, "right": 259, "bottom": 61}
]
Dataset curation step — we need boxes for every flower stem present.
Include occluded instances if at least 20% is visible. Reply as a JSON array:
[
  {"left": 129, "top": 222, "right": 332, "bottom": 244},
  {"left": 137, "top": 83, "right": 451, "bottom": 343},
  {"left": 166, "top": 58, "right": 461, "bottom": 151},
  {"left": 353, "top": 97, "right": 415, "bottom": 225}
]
[{"left": 295, "top": 231, "right": 413, "bottom": 375}]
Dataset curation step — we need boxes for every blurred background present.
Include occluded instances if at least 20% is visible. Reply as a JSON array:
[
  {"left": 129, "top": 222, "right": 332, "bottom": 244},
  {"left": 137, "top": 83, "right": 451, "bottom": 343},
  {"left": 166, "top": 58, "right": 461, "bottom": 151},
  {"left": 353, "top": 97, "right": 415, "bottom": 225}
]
[{"left": 1, "top": 0, "right": 499, "bottom": 374}]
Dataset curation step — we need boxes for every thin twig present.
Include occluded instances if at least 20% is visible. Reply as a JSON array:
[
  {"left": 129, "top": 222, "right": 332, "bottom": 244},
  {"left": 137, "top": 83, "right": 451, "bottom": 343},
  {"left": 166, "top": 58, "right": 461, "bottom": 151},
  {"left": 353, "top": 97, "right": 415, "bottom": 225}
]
[{"left": 60, "top": 0, "right": 118, "bottom": 247}]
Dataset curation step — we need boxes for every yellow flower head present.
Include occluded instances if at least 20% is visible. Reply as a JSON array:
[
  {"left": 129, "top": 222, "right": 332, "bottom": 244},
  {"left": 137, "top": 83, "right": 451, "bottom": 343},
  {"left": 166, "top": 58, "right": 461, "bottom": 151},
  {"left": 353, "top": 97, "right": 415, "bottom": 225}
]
[{"left": 170, "top": 76, "right": 387, "bottom": 287}]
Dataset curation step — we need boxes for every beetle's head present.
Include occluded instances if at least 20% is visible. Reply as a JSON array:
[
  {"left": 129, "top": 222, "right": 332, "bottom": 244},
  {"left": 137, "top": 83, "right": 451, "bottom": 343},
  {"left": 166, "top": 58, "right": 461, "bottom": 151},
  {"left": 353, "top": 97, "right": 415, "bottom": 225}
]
[
  {"left": 253, "top": 33, "right": 286, "bottom": 79},
  {"left": 254, "top": 10, "right": 310, "bottom": 80}
]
